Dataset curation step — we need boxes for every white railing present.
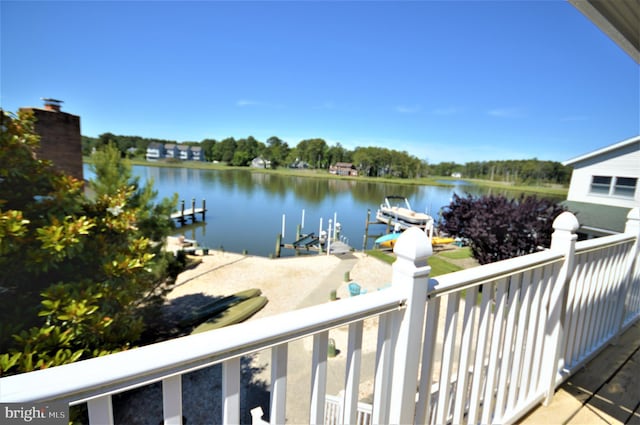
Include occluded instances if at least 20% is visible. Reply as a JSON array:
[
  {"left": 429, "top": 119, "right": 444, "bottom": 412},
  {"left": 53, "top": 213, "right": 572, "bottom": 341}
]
[
  {"left": 324, "top": 394, "right": 372, "bottom": 425},
  {"left": 1, "top": 208, "right": 639, "bottom": 425}
]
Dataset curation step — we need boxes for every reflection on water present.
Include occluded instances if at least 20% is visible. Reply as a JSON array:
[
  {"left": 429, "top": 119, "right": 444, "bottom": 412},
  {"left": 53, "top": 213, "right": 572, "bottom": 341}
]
[{"left": 83, "top": 164, "right": 563, "bottom": 257}]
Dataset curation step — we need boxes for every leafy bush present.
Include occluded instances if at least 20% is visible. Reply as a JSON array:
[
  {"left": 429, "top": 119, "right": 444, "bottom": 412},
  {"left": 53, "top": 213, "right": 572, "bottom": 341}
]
[
  {"left": 438, "top": 193, "right": 565, "bottom": 265},
  {"left": 0, "top": 110, "right": 178, "bottom": 375}
]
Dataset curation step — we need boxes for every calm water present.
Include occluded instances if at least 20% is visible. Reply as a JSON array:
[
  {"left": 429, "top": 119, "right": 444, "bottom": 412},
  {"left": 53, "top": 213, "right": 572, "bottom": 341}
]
[{"left": 84, "top": 164, "right": 562, "bottom": 257}]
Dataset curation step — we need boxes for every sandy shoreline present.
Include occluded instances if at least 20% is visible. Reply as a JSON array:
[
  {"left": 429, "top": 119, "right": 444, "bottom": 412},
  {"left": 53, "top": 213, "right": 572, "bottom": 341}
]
[
  {"left": 116, "top": 249, "right": 394, "bottom": 424},
  {"left": 166, "top": 249, "right": 393, "bottom": 321}
]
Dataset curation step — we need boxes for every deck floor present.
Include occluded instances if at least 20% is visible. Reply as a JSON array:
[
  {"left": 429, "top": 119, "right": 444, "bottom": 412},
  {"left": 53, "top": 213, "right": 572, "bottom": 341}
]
[{"left": 522, "top": 320, "right": 640, "bottom": 424}]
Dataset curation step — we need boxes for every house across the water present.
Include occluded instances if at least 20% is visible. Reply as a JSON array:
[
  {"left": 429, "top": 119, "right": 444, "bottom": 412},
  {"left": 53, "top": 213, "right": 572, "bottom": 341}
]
[
  {"left": 146, "top": 143, "right": 205, "bottom": 162},
  {"left": 329, "top": 162, "right": 358, "bottom": 176}
]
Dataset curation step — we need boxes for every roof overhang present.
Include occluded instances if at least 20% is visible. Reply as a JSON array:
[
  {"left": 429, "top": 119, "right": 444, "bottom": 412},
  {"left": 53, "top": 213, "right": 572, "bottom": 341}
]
[
  {"left": 562, "top": 135, "right": 640, "bottom": 166},
  {"left": 569, "top": 0, "right": 640, "bottom": 64}
]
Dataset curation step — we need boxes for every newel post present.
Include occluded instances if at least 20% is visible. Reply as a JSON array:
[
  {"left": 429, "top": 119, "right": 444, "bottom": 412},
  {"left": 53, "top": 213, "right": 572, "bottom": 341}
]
[
  {"left": 543, "top": 211, "right": 579, "bottom": 405},
  {"left": 388, "top": 227, "right": 432, "bottom": 425}
]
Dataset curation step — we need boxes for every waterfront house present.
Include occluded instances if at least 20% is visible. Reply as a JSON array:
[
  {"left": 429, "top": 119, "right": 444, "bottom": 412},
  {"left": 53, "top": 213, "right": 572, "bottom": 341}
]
[
  {"left": 176, "top": 144, "right": 191, "bottom": 161},
  {"left": 164, "top": 143, "right": 178, "bottom": 159},
  {"left": 329, "top": 162, "right": 358, "bottom": 176},
  {"left": 251, "top": 156, "right": 271, "bottom": 168},
  {"left": 190, "top": 146, "right": 205, "bottom": 162},
  {"left": 562, "top": 135, "right": 639, "bottom": 239},
  {"left": 289, "top": 159, "right": 310, "bottom": 169}
]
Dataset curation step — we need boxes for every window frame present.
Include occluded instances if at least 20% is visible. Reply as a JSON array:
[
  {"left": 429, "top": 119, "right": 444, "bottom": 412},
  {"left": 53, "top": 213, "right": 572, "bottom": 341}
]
[
  {"left": 590, "top": 175, "right": 612, "bottom": 195},
  {"left": 589, "top": 175, "right": 637, "bottom": 198},
  {"left": 613, "top": 176, "right": 638, "bottom": 198}
]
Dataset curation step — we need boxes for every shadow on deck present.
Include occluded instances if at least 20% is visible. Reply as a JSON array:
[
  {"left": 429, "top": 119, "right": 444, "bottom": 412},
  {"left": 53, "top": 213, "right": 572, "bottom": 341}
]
[{"left": 522, "top": 321, "right": 640, "bottom": 424}]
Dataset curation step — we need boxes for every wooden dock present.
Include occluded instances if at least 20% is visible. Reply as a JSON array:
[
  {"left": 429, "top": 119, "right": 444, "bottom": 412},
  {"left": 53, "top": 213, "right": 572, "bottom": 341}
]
[{"left": 171, "top": 199, "right": 207, "bottom": 225}]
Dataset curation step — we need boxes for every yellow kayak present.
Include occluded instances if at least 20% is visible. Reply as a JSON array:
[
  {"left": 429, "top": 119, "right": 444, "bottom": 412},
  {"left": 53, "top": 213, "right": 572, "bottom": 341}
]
[{"left": 432, "top": 237, "right": 455, "bottom": 246}]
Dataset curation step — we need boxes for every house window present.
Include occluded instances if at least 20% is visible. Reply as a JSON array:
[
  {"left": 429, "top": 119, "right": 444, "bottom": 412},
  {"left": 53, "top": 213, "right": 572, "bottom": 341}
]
[
  {"left": 613, "top": 177, "right": 637, "bottom": 197},
  {"left": 590, "top": 176, "right": 611, "bottom": 195}
]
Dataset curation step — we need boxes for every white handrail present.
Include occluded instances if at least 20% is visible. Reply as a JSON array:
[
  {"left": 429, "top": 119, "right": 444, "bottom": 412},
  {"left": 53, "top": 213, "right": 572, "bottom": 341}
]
[
  {"left": 429, "top": 249, "right": 563, "bottom": 297},
  {"left": 0, "top": 289, "right": 403, "bottom": 405}
]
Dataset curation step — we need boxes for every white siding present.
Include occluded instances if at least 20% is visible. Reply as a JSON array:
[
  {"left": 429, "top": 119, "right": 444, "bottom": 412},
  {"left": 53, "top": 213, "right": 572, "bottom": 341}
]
[{"left": 566, "top": 143, "right": 640, "bottom": 208}]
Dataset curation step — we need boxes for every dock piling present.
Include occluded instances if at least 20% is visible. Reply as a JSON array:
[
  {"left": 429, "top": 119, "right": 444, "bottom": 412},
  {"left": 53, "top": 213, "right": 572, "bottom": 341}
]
[{"left": 171, "top": 199, "right": 207, "bottom": 226}]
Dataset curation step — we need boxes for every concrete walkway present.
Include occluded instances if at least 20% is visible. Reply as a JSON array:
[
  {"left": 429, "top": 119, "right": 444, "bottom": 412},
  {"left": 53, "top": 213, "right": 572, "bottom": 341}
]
[{"left": 522, "top": 320, "right": 640, "bottom": 424}]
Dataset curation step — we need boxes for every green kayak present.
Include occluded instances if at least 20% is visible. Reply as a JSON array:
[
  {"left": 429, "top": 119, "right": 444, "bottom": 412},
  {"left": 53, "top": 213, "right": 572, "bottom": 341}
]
[
  {"left": 178, "top": 288, "right": 262, "bottom": 328},
  {"left": 191, "top": 295, "right": 268, "bottom": 334}
]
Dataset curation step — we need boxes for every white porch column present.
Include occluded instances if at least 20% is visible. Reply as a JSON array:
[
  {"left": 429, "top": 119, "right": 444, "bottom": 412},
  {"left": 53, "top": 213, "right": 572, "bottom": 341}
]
[
  {"left": 543, "top": 211, "right": 579, "bottom": 405},
  {"left": 388, "top": 226, "right": 432, "bottom": 425}
]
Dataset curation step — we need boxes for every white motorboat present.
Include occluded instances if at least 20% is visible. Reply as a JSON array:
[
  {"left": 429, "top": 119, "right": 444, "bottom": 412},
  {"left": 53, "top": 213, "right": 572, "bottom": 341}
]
[{"left": 375, "top": 195, "right": 433, "bottom": 229}]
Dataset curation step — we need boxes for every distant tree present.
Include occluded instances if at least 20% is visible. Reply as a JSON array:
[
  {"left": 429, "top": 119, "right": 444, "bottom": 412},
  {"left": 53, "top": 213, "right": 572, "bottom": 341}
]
[
  {"left": 81, "top": 135, "right": 100, "bottom": 156},
  {"left": 296, "top": 138, "right": 328, "bottom": 168},
  {"left": 200, "top": 138, "right": 218, "bottom": 162},
  {"left": 213, "top": 137, "right": 237, "bottom": 163},
  {"left": 438, "top": 193, "right": 566, "bottom": 265},
  {"left": 430, "top": 161, "right": 463, "bottom": 177},
  {"left": 265, "top": 136, "right": 290, "bottom": 168},
  {"left": 232, "top": 136, "right": 263, "bottom": 166},
  {"left": 326, "top": 142, "right": 350, "bottom": 165},
  {"left": 0, "top": 110, "right": 178, "bottom": 375}
]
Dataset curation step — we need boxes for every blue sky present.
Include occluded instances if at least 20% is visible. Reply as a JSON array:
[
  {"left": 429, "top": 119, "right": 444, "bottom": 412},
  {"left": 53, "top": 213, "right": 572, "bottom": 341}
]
[{"left": 1, "top": 1, "right": 638, "bottom": 164}]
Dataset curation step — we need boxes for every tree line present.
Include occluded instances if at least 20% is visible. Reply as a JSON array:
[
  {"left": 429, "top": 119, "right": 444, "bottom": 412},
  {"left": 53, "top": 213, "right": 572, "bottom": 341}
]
[
  {"left": 83, "top": 133, "right": 571, "bottom": 184},
  {"left": 430, "top": 159, "right": 570, "bottom": 185}
]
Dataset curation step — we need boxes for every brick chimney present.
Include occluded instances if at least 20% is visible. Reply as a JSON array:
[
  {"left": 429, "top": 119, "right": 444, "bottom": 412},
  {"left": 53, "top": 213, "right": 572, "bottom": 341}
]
[
  {"left": 20, "top": 98, "right": 83, "bottom": 180},
  {"left": 42, "top": 98, "right": 63, "bottom": 112}
]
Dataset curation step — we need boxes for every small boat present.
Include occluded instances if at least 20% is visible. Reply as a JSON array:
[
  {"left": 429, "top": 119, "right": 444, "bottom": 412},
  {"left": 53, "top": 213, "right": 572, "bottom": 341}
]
[
  {"left": 376, "top": 196, "right": 433, "bottom": 229},
  {"left": 375, "top": 232, "right": 401, "bottom": 249},
  {"left": 431, "top": 236, "right": 455, "bottom": 246}
]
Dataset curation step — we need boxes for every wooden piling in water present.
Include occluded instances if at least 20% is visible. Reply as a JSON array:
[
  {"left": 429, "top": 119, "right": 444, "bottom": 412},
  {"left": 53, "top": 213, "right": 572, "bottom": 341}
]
[
  {"left": 171, "top": 199, "right": 207, "bottom": 226},
  {"left": 275, "top": 233, "right": 282, "bottom": 258}
]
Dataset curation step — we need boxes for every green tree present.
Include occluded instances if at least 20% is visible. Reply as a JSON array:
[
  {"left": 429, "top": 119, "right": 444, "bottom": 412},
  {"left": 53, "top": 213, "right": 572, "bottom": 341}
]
[
  {"left": 232, "top": 136, "right": 263, "bottom": 166},
  {"left": 0, "top": 110, "right": 178, "bottom": 375},
  {"left": 326, "top": 142, "right": 351, "bottom": 166},
  {"left": 295, "top": 138, "right": 328, "bottom": 168},
  {"left": 265, "top": 136, "right": 290, "bottom": 168},
  {"left": 200, "top": 138, "right": 218, "bottom": 162},
  {"left": 213, "top": 137, "right": 237, "bottom": 163}
]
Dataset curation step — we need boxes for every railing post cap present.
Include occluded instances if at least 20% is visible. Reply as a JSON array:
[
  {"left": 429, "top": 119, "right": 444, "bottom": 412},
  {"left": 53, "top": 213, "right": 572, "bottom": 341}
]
[
  {"left": 553, "top": 211, "right": 579, "bottom": 233},
  {"left": 393, "top": 226, "right": 432, "bottom": 266}
]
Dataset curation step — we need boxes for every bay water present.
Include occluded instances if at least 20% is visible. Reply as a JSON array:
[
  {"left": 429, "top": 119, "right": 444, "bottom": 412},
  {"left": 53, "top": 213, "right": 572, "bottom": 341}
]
[{"left": 84, "top": 164, "right": 561, "bottom": 257}]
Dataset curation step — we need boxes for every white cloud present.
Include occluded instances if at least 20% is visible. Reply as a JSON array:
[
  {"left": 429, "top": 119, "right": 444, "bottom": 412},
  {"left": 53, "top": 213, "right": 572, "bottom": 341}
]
[
  {"left": 236, "top": 99, "right": 260, "bottom": 107},
  {"left": 432, "top": 106, "right": 462, "bottom": 115},
  {"left": 487, "top": 107, "right": 525, "bottom": 118},
  {"left": 316, "top": 101, "right": 335, "bottom": 110},
  {"left": 235, "top": 99, "right": 284, "bottom": 109},
  {"left": 395, "top": 105, "right": 421, "bottom": 114}
]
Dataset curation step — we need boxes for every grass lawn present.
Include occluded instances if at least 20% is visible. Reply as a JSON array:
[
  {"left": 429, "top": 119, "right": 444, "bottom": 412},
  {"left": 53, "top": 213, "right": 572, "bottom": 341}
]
[
  {"left": 366, "top": 245, "right": 474, "bottom": 277},
  {"left": 437, "top": 246, "right": 472, "bottom": 260}
]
